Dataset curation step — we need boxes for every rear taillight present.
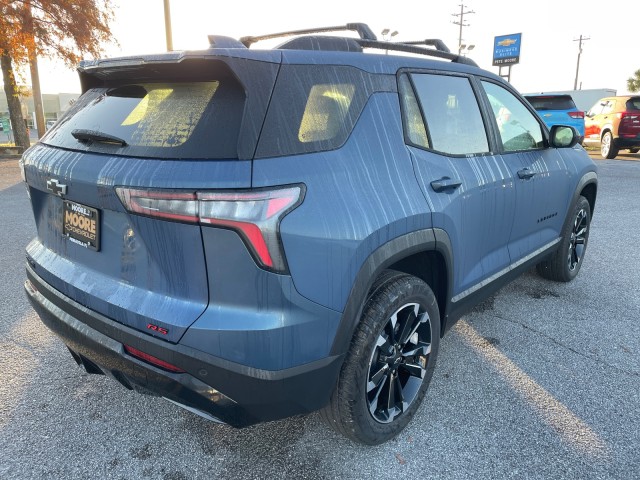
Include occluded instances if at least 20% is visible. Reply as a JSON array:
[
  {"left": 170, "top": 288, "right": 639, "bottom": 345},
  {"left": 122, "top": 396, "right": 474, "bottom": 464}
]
[
  {"left": 116, "top": 185, "right": 303, "bottom": 273},
  {"left": 568, "top": 111, "right": 584, "bottom": 119},
  {"left": 117, "top": 189, "right": 198, "bottom": 223},
  {"left": 617, "top": 112, "right": 640, "bottom": 120},
  {"left": 618, "top": 111, "right": 640, "bottom": 137},
  {"left": 124, "top": 345, "right": 185, "bottom": 373}
]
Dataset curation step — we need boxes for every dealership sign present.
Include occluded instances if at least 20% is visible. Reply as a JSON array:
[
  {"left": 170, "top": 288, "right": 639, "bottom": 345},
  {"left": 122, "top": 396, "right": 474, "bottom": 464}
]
[{"left": 493, "top": 33, "right": 522, "bottom": 66}]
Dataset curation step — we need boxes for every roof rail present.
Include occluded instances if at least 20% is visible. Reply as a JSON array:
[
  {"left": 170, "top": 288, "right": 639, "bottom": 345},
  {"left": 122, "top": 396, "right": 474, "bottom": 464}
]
[
  {"left": 356, "top": 39, "right": 478, "bottom": 66},
  {"left": 399, "top": 39, "right": 451, "bottom": 53},
  {"left": 240, "top": 22, "right": 377, "bottom": 47}
]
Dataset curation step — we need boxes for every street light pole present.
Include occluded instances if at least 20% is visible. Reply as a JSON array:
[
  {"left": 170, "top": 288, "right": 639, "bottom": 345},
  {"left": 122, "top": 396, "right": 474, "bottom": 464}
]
[
  {"left": 163, "top": 0, "right": 173, "bottom": 52},
  {"left": 573, "top": 35, "right": 590, "bottom": 90},
  {"left": 381, "top": 29, "right": 398, "bottom": 55},
  {"left": 452, "top": 3, "right": 475, "bottom": 54}
]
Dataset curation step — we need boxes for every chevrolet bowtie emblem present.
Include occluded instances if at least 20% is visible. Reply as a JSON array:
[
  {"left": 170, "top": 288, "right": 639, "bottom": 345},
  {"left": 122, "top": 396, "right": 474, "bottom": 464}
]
[{"left": 46, "top": 179, "right": 67, "bottom": 197}]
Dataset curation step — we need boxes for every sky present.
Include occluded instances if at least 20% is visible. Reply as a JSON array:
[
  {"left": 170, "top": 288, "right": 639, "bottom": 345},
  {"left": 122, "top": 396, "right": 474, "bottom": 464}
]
[{"left": 27, "top": 0, "right": 640, "bottom": 96}]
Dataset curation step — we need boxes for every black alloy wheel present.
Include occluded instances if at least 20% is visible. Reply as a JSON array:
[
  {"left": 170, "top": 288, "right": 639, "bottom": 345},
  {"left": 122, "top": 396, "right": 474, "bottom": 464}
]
[
  {"left": 568, "top": 206, "right": 589, "bottom": 272},
  {"left": 366, "top": 302, "right": 431, "bottom": 424},
  {"left": 537, "top": 195, "right": 591, "bottom": 282},
  {"left": 320, "top": 271, "right": 440, "bottom": 445}
]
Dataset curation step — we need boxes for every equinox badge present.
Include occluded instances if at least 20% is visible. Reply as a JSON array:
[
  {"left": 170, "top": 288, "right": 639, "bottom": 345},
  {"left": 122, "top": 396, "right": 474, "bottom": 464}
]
[{"left": 46, "top": 179, "right": 67, "bottom": 197}]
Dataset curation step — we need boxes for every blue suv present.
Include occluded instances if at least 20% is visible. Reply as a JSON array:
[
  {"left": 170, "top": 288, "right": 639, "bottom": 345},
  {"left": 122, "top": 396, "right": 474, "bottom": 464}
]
[{"left": 22, "top": 23, "right": 597, "bottom": 445}]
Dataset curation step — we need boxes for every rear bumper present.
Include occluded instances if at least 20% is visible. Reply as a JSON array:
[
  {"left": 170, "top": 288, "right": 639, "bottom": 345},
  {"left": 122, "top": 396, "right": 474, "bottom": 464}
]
[
  {"left": 25, "top": 265, "right": 343, "bottom": 427},
  {"left": 614, "top": 136, "right": 640, "bottom": 149}
]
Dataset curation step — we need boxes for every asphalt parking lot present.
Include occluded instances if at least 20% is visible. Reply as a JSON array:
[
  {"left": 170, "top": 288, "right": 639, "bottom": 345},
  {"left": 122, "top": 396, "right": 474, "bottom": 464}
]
[{"left": 1, "top": 151, "right": 638, "bottom": 479}]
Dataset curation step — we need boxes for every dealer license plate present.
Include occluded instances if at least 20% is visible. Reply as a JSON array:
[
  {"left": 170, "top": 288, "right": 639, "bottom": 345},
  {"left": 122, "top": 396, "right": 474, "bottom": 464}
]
[{"left": 63, "top": 200, "right": 100, "bottom": 251}]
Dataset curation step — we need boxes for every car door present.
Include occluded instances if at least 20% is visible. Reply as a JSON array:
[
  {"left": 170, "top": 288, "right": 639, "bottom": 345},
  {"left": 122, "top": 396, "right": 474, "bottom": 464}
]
[
  {"left": 584, "top": 100, "right": 605, "bottom": 142},
  {"left": 399, "top": 72, "right": 516, "bottom": 299},
  {"left": 479, "top": 80, "right": 576, "bottom": 262}
]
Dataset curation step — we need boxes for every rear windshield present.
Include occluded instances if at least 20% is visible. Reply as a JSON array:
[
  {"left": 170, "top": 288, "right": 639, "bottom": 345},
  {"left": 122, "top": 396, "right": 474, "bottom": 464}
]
[
  {"left": 525, "top": 95, "right": 576, "bottom": 111},
  {"left": 42, "top": 77, "right": 245, "bottom": 159},
  {"left": 626, "top": 97, "right": 640, "bottom": 111}
]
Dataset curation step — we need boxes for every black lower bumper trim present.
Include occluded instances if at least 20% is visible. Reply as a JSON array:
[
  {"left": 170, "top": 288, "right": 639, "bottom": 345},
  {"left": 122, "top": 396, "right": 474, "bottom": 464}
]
[{"left": 25, "top": 265, "right": 343, "bottom": 427}]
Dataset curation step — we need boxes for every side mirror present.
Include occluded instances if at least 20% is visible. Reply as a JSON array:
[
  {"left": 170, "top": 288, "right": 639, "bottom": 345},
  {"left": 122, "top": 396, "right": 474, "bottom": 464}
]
[{"left": 550, "top": 125, "right": 579, "bottom": 148}]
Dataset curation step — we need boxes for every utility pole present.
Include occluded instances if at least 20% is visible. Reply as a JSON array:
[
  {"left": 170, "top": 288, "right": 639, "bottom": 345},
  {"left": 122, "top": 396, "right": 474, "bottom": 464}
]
[
  {"left": 452, "top": 3, "right": 475, "bottom": 54},
  {"left": 163, "top": 0, "right": 173, "bottom": 51},
  {"left": 24, "top": 0, "right": 45, "bottom": 139},
  {"left": 573, "top": 35, "right": 590, "bottom": 90}
]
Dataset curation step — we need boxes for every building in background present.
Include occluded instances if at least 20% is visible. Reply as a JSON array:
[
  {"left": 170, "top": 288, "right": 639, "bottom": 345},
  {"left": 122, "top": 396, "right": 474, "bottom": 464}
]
[{"left": 0, "top": 91, "right": 80, "bottom": 136}]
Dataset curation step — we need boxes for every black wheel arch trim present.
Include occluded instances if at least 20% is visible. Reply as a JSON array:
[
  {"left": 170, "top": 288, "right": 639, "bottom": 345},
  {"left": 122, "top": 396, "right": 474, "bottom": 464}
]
[
  {"left": 564, "top": 171, "right": 597, "bottom": 233},
  {"left": 330, "top": 228, "right": 454, "bottom": 356}
]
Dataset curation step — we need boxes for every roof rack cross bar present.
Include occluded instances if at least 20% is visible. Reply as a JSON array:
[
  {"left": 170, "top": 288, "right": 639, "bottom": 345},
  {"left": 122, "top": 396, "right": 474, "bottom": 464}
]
[
  {"left": 240, "top": 22, "right": 377, "bottom": 47},
  {"left": 399, "top": 39, "right": 451, "bottom": 53},
  {"left": 356, "top": 39, "right": 478, "bottom": 66}
]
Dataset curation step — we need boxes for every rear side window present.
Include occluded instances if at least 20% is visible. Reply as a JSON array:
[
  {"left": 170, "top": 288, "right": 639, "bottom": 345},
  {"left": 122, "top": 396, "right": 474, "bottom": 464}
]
[
  {"left": 525, "top": 95, "right": 576, "bottom": 110},
  {"left": 626, "top": 98, "right": 640, "bottom": 111},
  {"left": 255, "top": 65, "right": 381, "bottom": 158},
  {"left": 410, "top": 73, "right": 489, "bottom": 155},
  {"left": 42, "top": 72, "right": 246, "bottom": 159},
  {"left": 298, "top": 83, "right": 356, "bottom": 143},
  {"left": 602, "top": 100, "right": 615, "bottom": 115},
  {"left": 398, "top": 75, "right": 429, "bottom": 149}
]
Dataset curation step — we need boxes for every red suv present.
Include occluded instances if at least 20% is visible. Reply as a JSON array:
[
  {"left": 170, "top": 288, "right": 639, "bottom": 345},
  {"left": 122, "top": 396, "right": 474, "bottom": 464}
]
[{"left": 584, "top": 96, "right": 640, "bottom": 159}]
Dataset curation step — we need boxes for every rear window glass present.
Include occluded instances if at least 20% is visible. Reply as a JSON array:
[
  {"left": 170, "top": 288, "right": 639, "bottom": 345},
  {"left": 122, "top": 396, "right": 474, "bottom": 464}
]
[
  {"left": 626, "top": 98, "right": 640, "bottom": 111},
  {"left": 525, "top": 95, "right": 576, "bottom": 110},
  {"left": 42, "top": 78, "right": 245, "bottom": 159},
  {"left": 255, "top": 65, "right": 387, "bottom": 158}
]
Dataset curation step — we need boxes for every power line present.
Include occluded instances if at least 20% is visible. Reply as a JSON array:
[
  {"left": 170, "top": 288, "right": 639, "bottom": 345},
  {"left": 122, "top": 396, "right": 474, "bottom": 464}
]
[{"left": 451, "top": 3, "right": 475, "bottom": 54}]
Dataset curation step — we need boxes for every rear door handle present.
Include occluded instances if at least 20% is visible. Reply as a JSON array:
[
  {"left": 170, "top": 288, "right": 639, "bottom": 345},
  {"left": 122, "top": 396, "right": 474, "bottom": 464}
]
[
  {"left": 430, "top": 177, "right": 462, "bottom": 192},
  {"left": 517, "top": 168, "right": 536, "bottom": 180}
]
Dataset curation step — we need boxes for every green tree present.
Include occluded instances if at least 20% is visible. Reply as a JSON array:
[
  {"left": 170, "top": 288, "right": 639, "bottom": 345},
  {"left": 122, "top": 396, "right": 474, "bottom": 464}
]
[
  {"left": 628, "top": 69, "right": 640, "bottom": 93},
  {"left": 0, "top": 0, "right": 115, "bottom": 149}
]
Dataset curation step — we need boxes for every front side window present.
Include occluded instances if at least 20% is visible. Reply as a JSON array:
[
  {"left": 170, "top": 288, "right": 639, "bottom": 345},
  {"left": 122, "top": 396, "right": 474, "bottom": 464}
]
[
  {"left": 587, "top": 101, "right": 605, "bottom": 117},
  {"left": 410, "top": 73, "right": 489, "bottom": 155},
  {"left": 482, "top": 81, "right": 544, "bottom": 152}
]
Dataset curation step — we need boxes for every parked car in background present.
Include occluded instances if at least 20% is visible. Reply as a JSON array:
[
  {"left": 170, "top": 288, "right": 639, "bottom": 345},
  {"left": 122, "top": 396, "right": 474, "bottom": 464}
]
[
  {"left": 583, "top": 96, "right": 640, "bottom": 159},
  {"left": 525, "top": 94, "right": 585, "bottom": 142}
]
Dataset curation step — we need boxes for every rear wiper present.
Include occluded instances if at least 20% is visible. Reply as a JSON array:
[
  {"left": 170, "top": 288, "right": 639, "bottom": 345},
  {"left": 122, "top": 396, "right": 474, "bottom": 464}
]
[{"left": 71, "top": 129, "right": 128, "bottom": 146}]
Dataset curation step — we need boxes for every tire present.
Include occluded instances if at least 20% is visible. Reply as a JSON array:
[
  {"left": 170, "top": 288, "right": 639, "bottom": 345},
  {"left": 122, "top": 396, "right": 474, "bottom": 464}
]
[
  {"left": 629, "top": 147, "right": 639, "bottom": 154},
  {"left": 537, "top": 196, "right": 591, "bottom": 282},
  {"left": 601, "top": 131, "right": 619, "bottom": 159},
  {"left": 321, "top": 271, "right": 440, "bottom": 444}
]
